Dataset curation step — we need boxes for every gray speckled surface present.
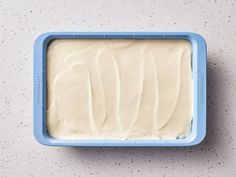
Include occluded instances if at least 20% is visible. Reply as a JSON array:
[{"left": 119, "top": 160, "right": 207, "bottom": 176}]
[{"left": 0, "top": 0, "right": 236, "bottom": 176}]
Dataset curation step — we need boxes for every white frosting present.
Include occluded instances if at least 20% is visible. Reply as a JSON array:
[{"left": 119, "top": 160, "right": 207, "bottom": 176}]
[{"left": 47, "top": 39, "right": 193, "bottom": 139}]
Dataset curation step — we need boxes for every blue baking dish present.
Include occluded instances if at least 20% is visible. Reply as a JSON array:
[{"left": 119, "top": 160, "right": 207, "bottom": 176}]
[{"left": 33, "top": 32, "right": 206, "bottom": 147}]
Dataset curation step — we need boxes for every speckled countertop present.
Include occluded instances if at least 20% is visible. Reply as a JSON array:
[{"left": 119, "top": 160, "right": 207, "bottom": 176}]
[{"left": 0, "top": 0, "right": 236, "bottom": 177}]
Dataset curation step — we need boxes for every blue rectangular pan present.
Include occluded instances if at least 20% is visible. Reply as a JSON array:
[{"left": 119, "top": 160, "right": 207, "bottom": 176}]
[{"left": 33, "top": 32, "right": 207, "bottom": 146}]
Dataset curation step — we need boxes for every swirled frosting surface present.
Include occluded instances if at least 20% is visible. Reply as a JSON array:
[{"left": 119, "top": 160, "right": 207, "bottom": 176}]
[{"left": 47, "top": 39, "right": 193, "bottom": 139}]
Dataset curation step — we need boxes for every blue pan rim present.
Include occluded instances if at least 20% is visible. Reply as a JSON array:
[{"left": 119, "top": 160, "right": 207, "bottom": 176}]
[{"left": 33, "top": 32, "right": 207, "bottom": 147}]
